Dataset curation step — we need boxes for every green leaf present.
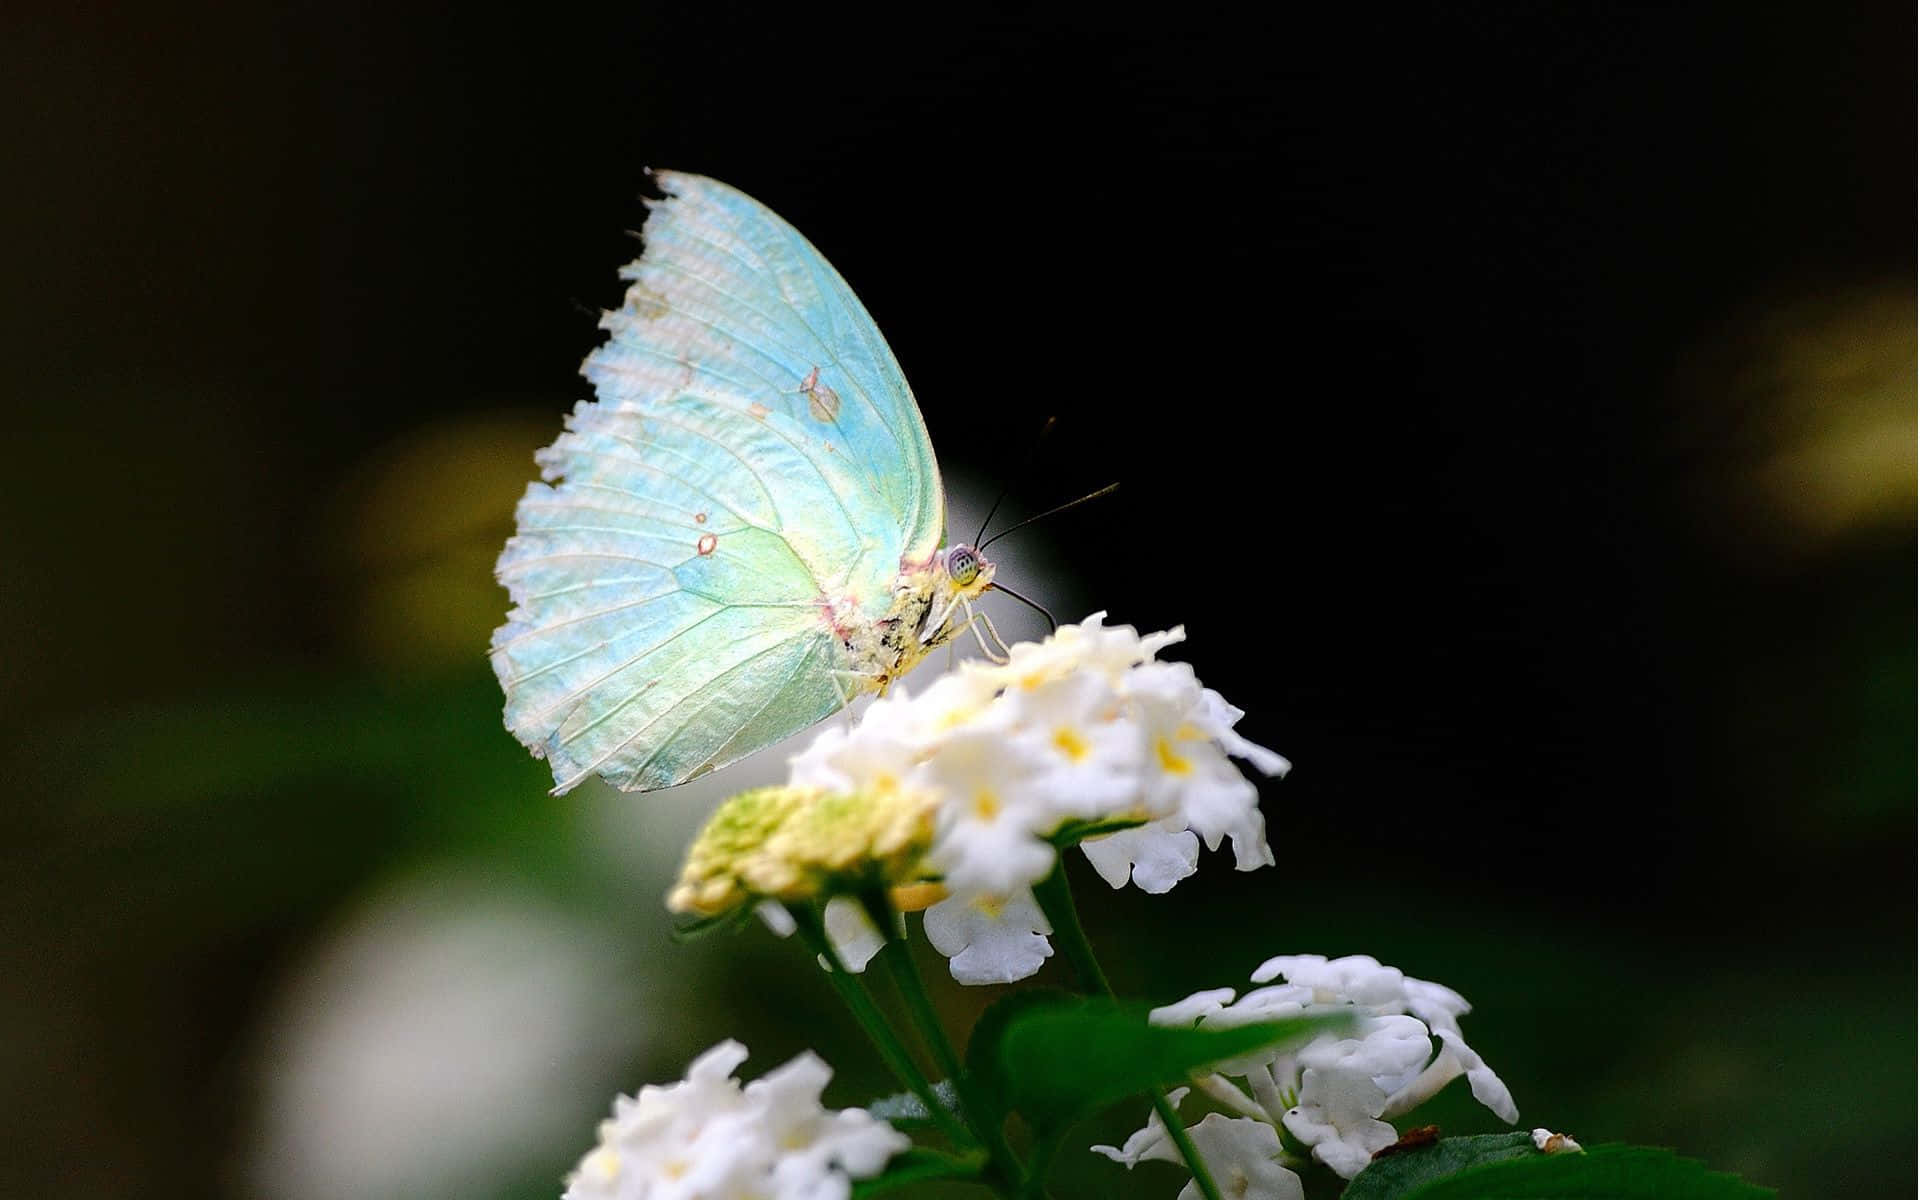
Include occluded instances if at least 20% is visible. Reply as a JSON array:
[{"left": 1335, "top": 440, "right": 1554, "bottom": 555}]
[
  {"left": 1343, "top": 1132, "right": 1542, "bottom": 1199},
  {"left": 1345, "top": 1139, "right": 1775, "bottom": 1200},
  {"left": 850, "top": 1148, "right": 985, "bottom": 1196},
  {"left": 965, "top": 990, "right": 1351, "bottom": 1133},
  {"left": 866, "top": 1079, "right": 962, "bottom": 1131}
]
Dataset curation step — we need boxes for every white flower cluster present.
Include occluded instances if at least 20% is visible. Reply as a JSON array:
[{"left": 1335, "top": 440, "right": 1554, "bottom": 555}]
[
  {"left": 789, "top": 613, "right": 1289, "bottom": 984},
  {"left": 1096, "top": 954, "right": 1516, "bottom": 1190},
  {"left": 563, "top": 1040, "right": 906, "bottom": 1200}
]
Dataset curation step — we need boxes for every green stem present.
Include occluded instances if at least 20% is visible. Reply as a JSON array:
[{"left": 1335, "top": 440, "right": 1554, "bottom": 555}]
[
  {"left": 1150, "top": 1092, "right": 1221, "bottom": 1200},
  {"left": 1029, "top": 863, "right": 1110, "bottom": 994},
  {"left": 857, "top": 890, "right": 966, "bottom": 1084},
  {"left": 1019, "top": 1133, "right": 1067, "bottom": 1200},
  {"left": 858, "top": 889, "right": 1028, "bottom": 1197},
  {"left": 1029, "top": 860, "right": 1225, "bottom": 1200},
  {"left": 785, "top": 902, "right": 972, "bottom": 1149}
]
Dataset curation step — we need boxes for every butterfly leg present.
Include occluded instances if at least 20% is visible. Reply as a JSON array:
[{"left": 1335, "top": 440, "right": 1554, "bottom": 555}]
[
  {"left": 826, "top": 668, "right": 886, "bottom": 728},
  {"left": 957, "top": 599, "right": 1012, "bottom": 665},
  {"left": 826, "top": 669, "right": 860, "bottom": 727},
  {"left": 921, "top": 587, "right": 966, "bottom": 646}
]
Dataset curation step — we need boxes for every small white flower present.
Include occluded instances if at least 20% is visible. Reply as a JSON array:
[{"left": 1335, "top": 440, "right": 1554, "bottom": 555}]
[
  {"left": 1283, "top": 1066, "right": 1399, "bottom": 1179},
  {"left": 1251, "top": 954, "right": 1407, "bottom": 1009},
  {"left": 1106, "top": 952, "right": 1517, "bottom": 1183},
  {"left": 1297, "top": 1014, "right": 1433, "bottom": 1083},
  {"left": 788, "top": 692, "right": 921, "bottom": 796},
  {"left": 752, "top": 1054, "right": 905, "bottom": 1193},
  {"left": 1080, "top": 819, "right": 1200, "bottom": 893},
  {"left": 906, "top": 664, "right": 1008, "bottom": 735},
  {"left": 1094, "top": 1090, "right": 1304, "bottom": 1200},
  {"left": 820, "top": 896, "right": 884, "bottom": 973},
  {"left": 921, "top": 888, "right": 1053, "bottom": 985},
  {"left": 995, "top": 610, "right": 1179, "bottom": 690},
  {"left": 1181, "top": 1113, "right": 1304, "bottom": 1200},
  {"left": 563, "top": 1040, "right": 907, "bottom": 1200},
  {"left": 1003, "top": 669, "right": 1146, "bottom": 822},
  {"left": 1092, "top": 1085, "right": 1189, "bottom": 1167},
  {"left": 1126, "top": 663, "right": 1276, "bottom": 871},
  {"left": 916, "top": 729, "right": 1058, "bottom": 895}
]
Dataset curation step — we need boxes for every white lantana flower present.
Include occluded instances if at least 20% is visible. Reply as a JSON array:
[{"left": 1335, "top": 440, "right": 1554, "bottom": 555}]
[
  {"left": 1124, "top": 661, "right": 1279, "bottom": 872},
  {"left": 922, "top": 888, "right": 1053, "bottom": 986},
  {"left": 1091, "top": 1085, "right": 1189, "bottom": 1167},
  {"left": 1284, "top": 1065, "right": 1399, "bottom": 1178},
  {"left": 767, "top": 613, "right": 1287, "bottom": 983},
  {"left": 1094, "top": 1088, "right": 1306, "bottom": 1200},
  {"left": 917, "top": 728, "right": 1060, "bottom": 895},
  {"left": 1079, "top": 817, "right": 1201, "bottom": 893},
  {"left": 564, "top": 1040, "right": 906, "bottom": 1200},
  {"left": 1181, "top": 1114, "right": 1304, "bottom": 1200},
  {"left": 1104, "top": 954, "right": 1516, "bottom": 1185}
]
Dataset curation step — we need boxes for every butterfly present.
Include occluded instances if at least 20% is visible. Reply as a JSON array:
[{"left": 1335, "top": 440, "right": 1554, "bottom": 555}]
[{"left": 491, "top": 171, "right": 1002, "bottom": 793}]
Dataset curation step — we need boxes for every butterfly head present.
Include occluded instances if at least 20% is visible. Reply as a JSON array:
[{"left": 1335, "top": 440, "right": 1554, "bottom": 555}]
[{"left": 941, "top": 543, "right": 994, "bottom": 592}]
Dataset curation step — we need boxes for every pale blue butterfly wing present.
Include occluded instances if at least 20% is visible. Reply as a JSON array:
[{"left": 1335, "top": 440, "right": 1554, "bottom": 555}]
[{"left": 492, "top": 171, "right": 945, "bottom": 792}]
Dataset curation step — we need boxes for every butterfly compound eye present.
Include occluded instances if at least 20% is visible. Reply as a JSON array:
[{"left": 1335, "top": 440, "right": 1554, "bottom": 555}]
[{"left": 945, "top": 545, "right": 981, "bottom": 586}]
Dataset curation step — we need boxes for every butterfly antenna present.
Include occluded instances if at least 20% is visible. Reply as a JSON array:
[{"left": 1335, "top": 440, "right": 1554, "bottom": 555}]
[
  {"left": 973, "top": 415, "right": 1058, "bottom": 546},
  {"left": 977, "top": 482, "right": 1120, "bottom": 553},
  {"left": 987, "top": 579, "right": 1058, "bottom": 633}
]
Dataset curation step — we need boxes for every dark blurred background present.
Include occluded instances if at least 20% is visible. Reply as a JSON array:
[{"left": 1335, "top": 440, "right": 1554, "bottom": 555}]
[{"left": 3, "top": 4, "right": 1912, "bottom": 1197}]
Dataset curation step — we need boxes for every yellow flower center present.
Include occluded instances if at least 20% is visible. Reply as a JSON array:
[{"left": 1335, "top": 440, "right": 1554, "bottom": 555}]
[
  {"left": 1052, "top": 727, "right": 1090, "bottom": 761},
  {"left": 1155, "top": 736, "right": 1192, "bottom": 776}
]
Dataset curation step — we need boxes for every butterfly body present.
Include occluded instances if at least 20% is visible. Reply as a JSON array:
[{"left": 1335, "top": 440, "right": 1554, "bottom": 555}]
[
  {"left": 834, "top": 548, "right": 996, "bottom": 692},
  {"left": 491, "top": 172, "right": 994, "bottom": 793}
]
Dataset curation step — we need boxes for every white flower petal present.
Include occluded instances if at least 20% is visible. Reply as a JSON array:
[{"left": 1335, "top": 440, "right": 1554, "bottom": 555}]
[
  {"left": 1091, "top": 1086, "right": 1189, "bottom": 1167},
  {"left": 1198, "top": 688, "right": 1292, "bottom": 778},
  {"left": 1126, "top": 952, "right": 1517, "bottom": 1188},
  {"left": 1150, "top": 988, "right": 1239, "bottom": 1027},
  {"left": 820, "top": 896, "right": 883, "bottom": 973},
  {"left": 755, "top": 902, "right": 798, "bottom": 938},
  {"left": 1435, "top": 1028, "right": 1518, "bottom": 1124},
  {"left": 564, "top": 1042, "right": 906, "bottom": 1200},
  {"left": 1180, "top": 1113, "right": 1303, "bottom": 1200},
  {"left": 917, "top": 730, "right": 1060, "bottom": 895},
  {"left": 1403, "top": 976, "right": 1472, "bottom": 1035},
  {"left": 1282, "top": 1067, "right": 1397, "bottom": 1179},
  {"left": 1250, "top": 954, "right": 1406, "bottom": 1008},
  {"left": 1080, "top": 821, "right": 1200, "bottom": 893},
  {"left": 922, "top": 890, "right": 1054, "bottom": 985}
]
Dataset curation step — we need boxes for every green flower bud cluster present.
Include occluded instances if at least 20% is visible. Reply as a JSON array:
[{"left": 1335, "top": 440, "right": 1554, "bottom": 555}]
[{"left": 670, "top": 785, "right": 937, "bottom": 916}]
